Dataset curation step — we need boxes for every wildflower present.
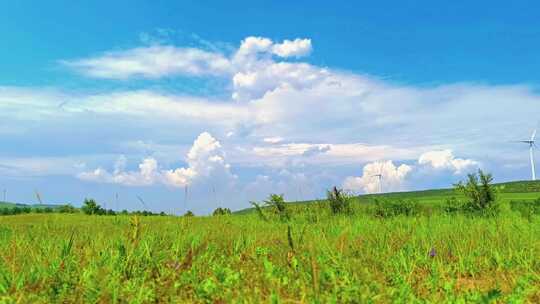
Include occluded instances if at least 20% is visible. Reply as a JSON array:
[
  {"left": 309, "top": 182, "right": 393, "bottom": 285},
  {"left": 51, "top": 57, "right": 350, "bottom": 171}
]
[{"left": 429, "top": 247, "right": 436, "bottom": 258}]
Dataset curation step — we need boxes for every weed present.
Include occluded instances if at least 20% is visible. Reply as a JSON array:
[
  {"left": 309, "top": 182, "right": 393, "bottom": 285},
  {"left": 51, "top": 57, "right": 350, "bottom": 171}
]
[{"left": 327, "top": 187, "right": 352, "bottom": 215}]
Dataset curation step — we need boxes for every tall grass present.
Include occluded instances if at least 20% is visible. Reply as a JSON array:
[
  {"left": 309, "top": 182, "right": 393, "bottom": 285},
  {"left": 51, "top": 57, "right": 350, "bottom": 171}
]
[{"left": 0, "top": 210, "right": 538, "bottom": 302}]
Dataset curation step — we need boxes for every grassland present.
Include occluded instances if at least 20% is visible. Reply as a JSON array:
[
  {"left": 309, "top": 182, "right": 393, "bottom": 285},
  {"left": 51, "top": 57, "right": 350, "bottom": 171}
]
[{"left": 0, "top": 181, "right": 539, "bottom": 303}]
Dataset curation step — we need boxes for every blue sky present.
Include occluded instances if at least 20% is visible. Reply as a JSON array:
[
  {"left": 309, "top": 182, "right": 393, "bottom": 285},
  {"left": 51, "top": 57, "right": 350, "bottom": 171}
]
[{"left": 1, "top": 1, "right": 539, "bottom": 214}]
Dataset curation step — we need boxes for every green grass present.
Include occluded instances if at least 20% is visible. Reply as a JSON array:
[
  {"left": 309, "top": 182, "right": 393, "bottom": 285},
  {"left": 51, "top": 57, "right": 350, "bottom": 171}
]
[
  {"left": 0, "top": 211, "right": 540, "bottom": 302},
  {"left": 1, "top": 180, "right": 540, "bottom": 302}
]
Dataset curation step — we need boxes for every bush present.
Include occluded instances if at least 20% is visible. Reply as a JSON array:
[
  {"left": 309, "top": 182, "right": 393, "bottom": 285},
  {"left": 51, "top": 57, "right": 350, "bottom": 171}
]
[
  {"left": 264, "top": 194, "right": 289, "bottom": 221},
  {"left": 212, "top": 207, "right": 232, "bottom": 216},
  {"left": 327, "top": 187, "right": 352, "bottom": 215},
  {"left": 443, "top": 197, "right": 465, "bottom": 214},
  {"left": 454, "top": 169, "right": 499, "bottom": 215},
  {"left": 184, "top": 210, "right": 195, "bottom": 217}
]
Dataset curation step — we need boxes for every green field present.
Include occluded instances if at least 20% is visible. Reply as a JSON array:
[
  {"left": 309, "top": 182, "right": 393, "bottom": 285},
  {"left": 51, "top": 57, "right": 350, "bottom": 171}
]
[{"left": 0, "top": 181, "right": 540, "bottom": 302}]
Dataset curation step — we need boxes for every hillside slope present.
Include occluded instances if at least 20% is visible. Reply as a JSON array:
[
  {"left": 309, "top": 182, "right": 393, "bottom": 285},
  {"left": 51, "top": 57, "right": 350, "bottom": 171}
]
[{"left": 235, "top": 180, "right": 540, "bottom": 214}]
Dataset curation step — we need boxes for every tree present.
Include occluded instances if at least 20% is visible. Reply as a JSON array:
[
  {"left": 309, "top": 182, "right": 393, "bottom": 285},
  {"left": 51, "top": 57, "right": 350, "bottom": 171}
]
[{"left": 81, "top": 198, "right": 103, "bottom": 215}]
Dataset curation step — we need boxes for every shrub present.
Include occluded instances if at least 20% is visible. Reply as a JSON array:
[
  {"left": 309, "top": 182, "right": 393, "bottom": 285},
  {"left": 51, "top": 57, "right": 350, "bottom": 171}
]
[
  {"left": 264, "top": 194, "right": 289, "bottom": 221},
  {"left": 454, "top": 169, "right": 499, "bottom": 215},
  {"left": 443, "top": 197, "right": 465, "bottom": 214},
  {"left": 327, "top": 187, "right": 351, "bottom": 215},
  {"left": 184, "top": 210, "right": 195, "bottom": 217},
  {"left": 212, "top": 207, "right": 232, "bottom": 216}
]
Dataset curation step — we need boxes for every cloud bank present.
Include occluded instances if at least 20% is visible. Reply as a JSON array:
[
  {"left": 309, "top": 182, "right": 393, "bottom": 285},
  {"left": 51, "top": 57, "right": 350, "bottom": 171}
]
[
  {"left": 78, "top": 132, "right": 235, "bottom": 187},
  {"left": 2, "top": 35, "right": 539, "bottom": 212}
]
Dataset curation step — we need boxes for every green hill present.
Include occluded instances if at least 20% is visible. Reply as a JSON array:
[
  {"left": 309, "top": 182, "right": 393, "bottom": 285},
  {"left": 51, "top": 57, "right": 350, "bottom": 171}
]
[
  {"left": 235, "top": 180, "right": 540, "bottom": 214},
  {"left": 0, "top": 201, "right": 66, "bottom": 209}
]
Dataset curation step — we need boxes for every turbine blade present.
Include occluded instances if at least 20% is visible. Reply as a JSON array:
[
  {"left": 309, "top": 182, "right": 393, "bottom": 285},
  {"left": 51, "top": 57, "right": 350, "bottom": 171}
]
[{"left": 532, "top": 129, "right": 537, "bottom": 141}]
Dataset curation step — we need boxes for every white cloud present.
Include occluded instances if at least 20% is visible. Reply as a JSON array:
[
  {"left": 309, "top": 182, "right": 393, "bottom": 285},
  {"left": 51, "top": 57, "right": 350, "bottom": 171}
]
[
  {"left": 272, "top": 38, "right": 312, "bottom": 58},
  {"left": 236, "top": 36, "right": 273, "bottom": 58},
  {"left": 78, "top": 157, "right": 159, "bottom": 186},
  {"left": 61, "top": 46, "right": 231, "bottom": 79},
  {"left": 163, "top": 132, "right": 235, "bottom": 187},
  {"left": 418, "top": 149, "right": 479, "bottom": 174},
  {"left": 232, "top": 62, "right": 333, "bottom": 101},
  {"left": 343, "top": 160, "right": 413, "bottom": 194},
  {"left": 263, "top": 137, "right": 284, "bottom": 144},
  {"left": 78, "top": 132, "right": 235, "bottom": 187},
  {"left": 247, "top": 142, "right": 422, "bottom": 167}
]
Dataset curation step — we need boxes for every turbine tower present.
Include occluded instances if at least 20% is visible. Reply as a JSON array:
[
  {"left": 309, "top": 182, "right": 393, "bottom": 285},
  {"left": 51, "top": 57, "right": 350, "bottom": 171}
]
[
  {"left": 372, "top": 174, "right": 383, "bottom": 193},
  {"left": 371, "top": 162, "right": 384, "bottom": 194},
  {"left": 517, "top": 129, "right": 537, "bottom": 181}
]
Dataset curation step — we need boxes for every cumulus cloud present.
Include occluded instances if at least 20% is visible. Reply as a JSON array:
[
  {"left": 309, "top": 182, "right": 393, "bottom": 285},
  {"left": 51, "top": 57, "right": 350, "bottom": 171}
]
[
  {"left": 61, "top": 46, "right": 231, "bottom": 79},
  {"left": 232, "top": 62, "right": 333, "bottom": 101},
  {"left": 418, "top": 150, "right": 479, "bottom": 174},
  {"left": 77, "top": 132, "right": 235, "bottom": 187},
  {"left": 272, "top": 38, "right": 312, "bottom": 58},
  {"left": 235, "top": 36, "right": 274, "bottom": 58},
  {"left": 163, "top": 132, "right": 234, "bottom": 187},
  {"left": 343, "top": 160, "right": 413, "bottom": 194}
]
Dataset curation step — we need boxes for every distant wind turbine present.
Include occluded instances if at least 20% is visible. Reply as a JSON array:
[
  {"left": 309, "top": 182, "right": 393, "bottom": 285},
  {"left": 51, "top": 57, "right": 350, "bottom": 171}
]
[
  {"left": 515, "top": 129, "right": 537, "bottom": 181},
  {"left": 35, "top": 190, "right": 44, "bottom": 205},
  {"left": 136, "top": 195, "right": 148, "bottom": 210},
  {"left": 372, "top": 173, "right": 383, "bottom": 193},
  {"left": 372, "top": 162, "right": 384, "bottom": 194}
]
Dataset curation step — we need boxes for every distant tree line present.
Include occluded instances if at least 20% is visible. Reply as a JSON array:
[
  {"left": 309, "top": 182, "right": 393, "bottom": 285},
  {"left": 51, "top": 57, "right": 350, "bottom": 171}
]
[
  {"left": 0, "top": 204, "right": 77, "bottom": 216},
  {"left": 81, "top": 199, "right": 168, "bottom": 216}
]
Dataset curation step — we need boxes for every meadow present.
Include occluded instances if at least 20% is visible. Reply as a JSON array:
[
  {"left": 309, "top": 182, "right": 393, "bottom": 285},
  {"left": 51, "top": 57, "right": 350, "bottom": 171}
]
[{"left": 0, "top": 179, "right": 539, "bottom": 303}]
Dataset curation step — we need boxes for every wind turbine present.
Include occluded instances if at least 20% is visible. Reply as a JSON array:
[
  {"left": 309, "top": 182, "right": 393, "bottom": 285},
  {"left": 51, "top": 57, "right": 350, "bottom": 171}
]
[
  {"left": 516, "top": 129, "right": 537, "bottom": 181},
  {"left": 372, "top": 163, "right": 384, "bottom": 193},
  {"left": 372, "top": 173, "right": 383, "bottom": 193}
]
